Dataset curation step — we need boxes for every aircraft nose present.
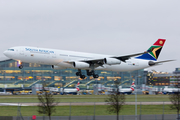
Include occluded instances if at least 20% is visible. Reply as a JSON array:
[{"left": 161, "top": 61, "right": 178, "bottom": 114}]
[
  {"left": 3, "top": 51, "right": 7, "bottom": 56},
  {"left": 3, "top": 50, "right": 12, "bottom": 58}
]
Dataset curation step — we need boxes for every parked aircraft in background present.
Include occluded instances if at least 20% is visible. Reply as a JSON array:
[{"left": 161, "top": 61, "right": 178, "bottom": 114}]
[
  {"left": 119, "top": 81, "right": 135, "bottom": 94},
  {"left": 61, "top": 81, "right": 80, "bottom": 95},
  {"left": 163, "top": 86, "right": 180, "bottom": 94},
  {"left": 3, "top": 39, "right": 173, "bottom": 79}
]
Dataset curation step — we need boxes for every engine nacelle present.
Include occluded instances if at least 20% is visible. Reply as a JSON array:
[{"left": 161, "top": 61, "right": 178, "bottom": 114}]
[
  {"left": 73, "top": 62, "right": 90, "bottom": 68},
  {"left": 104, "top": 58, "right": 121, "bottom": 65},
  {"left": 51, "top": 65, "right": 65, "bottom": 69}
]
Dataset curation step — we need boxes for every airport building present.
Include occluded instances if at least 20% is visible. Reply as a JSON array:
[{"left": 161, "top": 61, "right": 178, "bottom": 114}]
[
  {"left": 147, "top": 68, "right": 180, "bottom": 86},
  {"left": 0, "top": 58, "right": 146, "bottom": 92}
]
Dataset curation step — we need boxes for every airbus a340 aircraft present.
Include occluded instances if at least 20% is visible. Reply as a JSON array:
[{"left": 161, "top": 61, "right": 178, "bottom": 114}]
[{"left": 3, "top": 39, "right": 173, "bottom": 79}]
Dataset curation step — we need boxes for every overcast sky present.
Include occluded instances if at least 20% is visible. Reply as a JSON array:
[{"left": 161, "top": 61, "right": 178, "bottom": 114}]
[{"left": 0, "top": 0, "right": 179, "bottom": 72}]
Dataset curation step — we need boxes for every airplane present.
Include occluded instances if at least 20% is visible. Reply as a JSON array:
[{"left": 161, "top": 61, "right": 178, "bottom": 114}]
[
  {"left": 119, "top": 81, "right": 135, "bottom": 94},
  {"left": 162, "top": 86, "right": 180, "bottom": 95},
  {"left": 104, "top": 81, "right": 135, "bottom": 94},
  {"left": 61, "top": 81, "right": 80, "bottom": 95},
  {"left": 3, "top": 39, "right": 173, "bottom": 79}
]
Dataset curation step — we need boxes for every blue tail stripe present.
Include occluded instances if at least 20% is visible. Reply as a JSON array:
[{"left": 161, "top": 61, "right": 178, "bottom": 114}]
[{"left": 136, "top": 53, "right": 157, "bottom": 61}]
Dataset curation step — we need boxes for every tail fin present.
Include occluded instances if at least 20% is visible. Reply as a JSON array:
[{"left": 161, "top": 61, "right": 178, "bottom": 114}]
[
  {"left": 76, "top": 81, "right": 80, "bottom": 91},
  {"left": 131, "top": 82, "right": 135, "bottom": 91},
  {"left": 136, "top": 39, "right": 166, "bottom": 61}
]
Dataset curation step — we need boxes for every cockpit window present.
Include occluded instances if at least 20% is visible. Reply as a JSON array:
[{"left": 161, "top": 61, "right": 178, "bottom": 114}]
[{"left": 8, "top": 49, "right": 14, "bottom": 51}]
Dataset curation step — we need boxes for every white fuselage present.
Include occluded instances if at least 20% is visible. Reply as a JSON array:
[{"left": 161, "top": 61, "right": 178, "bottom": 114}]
[
  {"left": 105, "top": 87, "right": 133, "bottom": 94},
  {"left": 163, "top": 87, "right": 180, "bottom": 94},
  {"left": 60, "top": 88, "right": 78, "bottom": 95},
  {"left": 3, "top": 46, "right": 151, "bottom": 72},
  {"left": 120, "top": 88, "right": 133, "bottom": 93},
  {"left": 63, "top": 88, "right": 78, "bottom": 93}
]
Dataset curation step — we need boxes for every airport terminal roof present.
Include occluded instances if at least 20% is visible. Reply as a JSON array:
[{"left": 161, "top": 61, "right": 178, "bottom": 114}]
[{"left": 0, "top": 57, "right": 11, "bottom": 62}]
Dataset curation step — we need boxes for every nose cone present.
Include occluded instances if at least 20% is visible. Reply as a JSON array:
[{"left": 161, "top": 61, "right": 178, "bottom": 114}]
[
  {"left": 3, "top": 51, "right": 7, "bottom": 56},
  {"left": 3, "top": 50, "right": 12, "bottom": 58}
]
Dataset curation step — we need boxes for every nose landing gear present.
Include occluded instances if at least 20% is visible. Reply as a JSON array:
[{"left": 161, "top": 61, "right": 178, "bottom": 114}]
[{"left": 19, "top": 65, "right": 23, "bottom": 69}]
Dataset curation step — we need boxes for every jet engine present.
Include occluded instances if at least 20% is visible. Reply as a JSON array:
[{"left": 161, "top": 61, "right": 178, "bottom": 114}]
[
  {"left": 51, "top": 65, "right": 65, "bottom": 69},
  {"left": 73, "top": 62, "right": 90, "bottom": 68},
  {"left": 104, "top": 58, "right": 121, "bottom": 65}
]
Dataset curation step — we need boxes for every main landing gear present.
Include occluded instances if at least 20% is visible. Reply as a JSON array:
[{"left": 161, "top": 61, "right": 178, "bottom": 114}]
[
  {"left": 86, "top": 70, "right": 99, "bottom": 78},
  {"left": 76, "top": 69, "right": 99, "bottom": 79},
  {"left": 76, "top": 69, "right": 86, "bottom": 79}
]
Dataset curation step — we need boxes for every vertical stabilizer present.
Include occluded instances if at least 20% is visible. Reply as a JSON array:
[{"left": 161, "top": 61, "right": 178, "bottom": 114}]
[
  {"left": 136, "top": 39, "right": 166, "bottom": 61},
  {"left": 76, "top": 81, "right": 80, "bottom": 91},
  {"left": 131, "top": 82, "right": 135, "bottom": 91}
]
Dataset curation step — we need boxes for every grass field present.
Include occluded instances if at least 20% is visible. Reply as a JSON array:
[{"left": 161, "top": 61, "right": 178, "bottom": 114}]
[
  {"left": 0, "top": 105, "right": 176, "bottom": 116},
  {"left": 0, "top": 95, "right": 170, "bottom": 103},
  {"left": 0, "top": 95, "right": 175, "bottom": 117}
]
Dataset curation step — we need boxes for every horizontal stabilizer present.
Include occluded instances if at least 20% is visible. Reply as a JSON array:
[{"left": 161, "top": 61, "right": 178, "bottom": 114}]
[{"left": 148, "top": 60, "right": 175, "bottom": 66}]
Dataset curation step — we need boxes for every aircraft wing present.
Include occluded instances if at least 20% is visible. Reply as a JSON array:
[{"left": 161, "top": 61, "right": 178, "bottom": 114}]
[
  {"left": 64, "top": 51, "right": 149, "bottom": 66},
  {"left": 82, "top": 51, "right": 149, "bottom": 64},
  {"left": 111, "top": 51, "right": 149, "bottom": 62}
]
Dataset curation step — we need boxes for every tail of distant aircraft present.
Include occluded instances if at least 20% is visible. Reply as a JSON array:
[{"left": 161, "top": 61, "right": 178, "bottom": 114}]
[
  {"left": 136, "top": 39, "right": 166, "bottom": 61},
  {"left": 131, "top": 82, "right": 135, "bottom": 91},
  {"left": 76, "top": 81, "right": 80, "bottom": 91}
]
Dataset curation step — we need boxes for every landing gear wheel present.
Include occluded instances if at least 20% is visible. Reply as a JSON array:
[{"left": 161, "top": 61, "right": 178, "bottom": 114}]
[
  {"left": 19, "top": 65, "right": 23, "bottom": 69},
  {"left": 93, "top": 74, "right": 99, "bottom": 78},
  {"left": 76, "top": 72, "right": 81, "bottom": 76},
  {"left": 86, "top": 70, "right": 94, "bottom": 76},
  {"left": 80, "top": 75, "right": 86, "bottom": 79}
]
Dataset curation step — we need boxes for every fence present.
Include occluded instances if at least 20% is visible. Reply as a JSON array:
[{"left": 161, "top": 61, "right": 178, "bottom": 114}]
[
  {"left": 0, "top": 114, "right": 177, "bottom": 120},
  {"left": 0, "top": 102, "right": 178, "bottom": 120}
]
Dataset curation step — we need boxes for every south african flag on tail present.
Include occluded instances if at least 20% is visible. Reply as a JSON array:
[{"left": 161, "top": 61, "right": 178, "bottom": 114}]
[{"left": 136, "top": 39, "right": 166, "bottom": 61}]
